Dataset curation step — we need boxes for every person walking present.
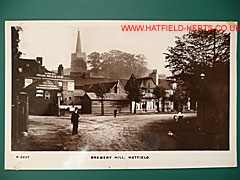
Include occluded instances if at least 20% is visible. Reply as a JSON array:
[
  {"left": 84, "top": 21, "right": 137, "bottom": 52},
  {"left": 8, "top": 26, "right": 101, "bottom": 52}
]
[{"left": 71, "top": 107, "right": 80, "bottom": 135}]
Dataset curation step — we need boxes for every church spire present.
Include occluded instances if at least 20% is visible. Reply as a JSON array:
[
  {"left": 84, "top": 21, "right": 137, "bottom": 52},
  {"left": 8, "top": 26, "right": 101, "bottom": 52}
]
[{"left": 76, "top": 30, "right": 82, "bottom": 53}]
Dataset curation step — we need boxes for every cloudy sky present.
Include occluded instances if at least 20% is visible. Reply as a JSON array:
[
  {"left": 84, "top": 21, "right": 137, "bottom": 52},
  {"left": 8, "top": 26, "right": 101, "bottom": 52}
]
[{"left": 17, "top": 21, "right": 186, "bottom": 76}]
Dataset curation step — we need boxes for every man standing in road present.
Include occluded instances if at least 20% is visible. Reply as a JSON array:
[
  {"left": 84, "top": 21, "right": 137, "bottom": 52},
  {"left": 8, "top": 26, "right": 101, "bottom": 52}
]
[
  {"left": 114, "top": 107, "right": 118, "bottom": 118},
  {"left": 71, "top": 107, "right": 80, "bottom": 135}
]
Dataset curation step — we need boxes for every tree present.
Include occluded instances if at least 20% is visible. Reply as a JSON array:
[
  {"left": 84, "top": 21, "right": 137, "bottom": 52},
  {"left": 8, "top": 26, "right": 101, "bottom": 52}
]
[
  {"left": 87, "top": 50, "right": 149, "bottom": 79},
  {"left": 12, "top": 26, "right": 23, "bottom": 95},
  {"left": 12, "top": 26, "right": 22, "bottom": 143},
  {"left": 94, "top": 83, "right": 108, "bottom": 115},
  {"left": 164, "top": 30, "right": 230, "bottom": 101},
  {"left": 153, "top": 86, "right": 166, "bottom": 112},
  {"left": 169, "top": 86, "right": 188, "bottom": 112},
  {"left": 87, "top": 52, "right": 102, "bottom": 76},
  {"left": 165, "top": 30, "right": 230, "bottom": 149},
  {"left": 126, "top": 74, "right": 142, "bottom": 114}
]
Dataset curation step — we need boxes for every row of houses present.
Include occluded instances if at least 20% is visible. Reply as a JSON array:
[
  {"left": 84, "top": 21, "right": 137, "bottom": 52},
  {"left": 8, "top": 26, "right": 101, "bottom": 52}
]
[
  {"left": 17, "top": 56, "right": 190, "bottom": 115},
  {"left": 60, "top": 66, "right": 181, "bottom": 114}
]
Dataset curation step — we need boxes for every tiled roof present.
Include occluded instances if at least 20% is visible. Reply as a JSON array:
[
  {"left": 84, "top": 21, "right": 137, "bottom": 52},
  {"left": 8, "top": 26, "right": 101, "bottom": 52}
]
[
  {"left": 136, "top": 77, "right": 155, "bottom": 85},
  {"left": 158, "top": 79, "right": 173, "bottom": 90},
  {"left": 23, "top": 79, "right": 61, "bottom": 91},
  {"left": 124, "top": 76, "right": 155, "bottom": 91},
  {"left": 80, "top": 81, "right": 117, "bottom": 92},
  {"left": 119, "top": 79, "right": 128, "bottom": 87},
  {"left": 19, "top": 58, "right": 50, "bottom": 74},
  {"left": 72, "top": 76, "right": 115, "bottom": 87},
  {"left": 73, "top": 89, "right": 85, "bottom": 97},
  {"left": 86, "top": 92, "right": 128, "bottom": 101}
]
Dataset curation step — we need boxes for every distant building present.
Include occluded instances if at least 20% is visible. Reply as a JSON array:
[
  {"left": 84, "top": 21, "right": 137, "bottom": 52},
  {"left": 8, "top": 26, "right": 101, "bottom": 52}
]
[
  {"left": 158, "top": 79, "right": 175, "bottom": 112},
  {"left": 123, "top": 70, "right": 176, "bottom": 113},
  {"left": 125, "top": 75, "right": 157, "bottom": 112},
  {"left": 123, "top": 70, "right": 191, "bottom": 113},
  {"left": 80, "top": 81, "right": 129, "bottom": 114}
]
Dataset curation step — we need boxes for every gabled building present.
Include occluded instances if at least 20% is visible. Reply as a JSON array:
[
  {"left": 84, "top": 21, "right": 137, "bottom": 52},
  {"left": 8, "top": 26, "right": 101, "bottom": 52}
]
[
  {"left": 125, "top": 75, "right": 157, "bottom": 112},
  {"left": 18, "top": 58, "right": 74, "bottom": 116},
  {"left": 123, "top": 70, "right": 180, "bottom": 113},
  {"left": 23, "top": 79, "right": 61, "bottom": 115},
  {"left": 80, "top": 81, "right": 129, "bottom": 114}
]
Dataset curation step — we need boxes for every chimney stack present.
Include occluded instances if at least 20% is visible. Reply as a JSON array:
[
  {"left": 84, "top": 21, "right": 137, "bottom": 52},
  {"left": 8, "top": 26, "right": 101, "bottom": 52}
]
[
  {"left": 36, "top": 57, "right": 43, "bottom": 65},
  {"left": 58, "top": 64, "right": 64, "bottom": 76},
  {"left": 150, "top": 69, "right": 158, "bottom": 86}
]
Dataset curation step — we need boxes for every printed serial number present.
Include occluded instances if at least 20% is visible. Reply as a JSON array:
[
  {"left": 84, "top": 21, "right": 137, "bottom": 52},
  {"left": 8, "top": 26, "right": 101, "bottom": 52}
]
[{"left": 16, "top": 156, "right": 30, "bottom": 159}]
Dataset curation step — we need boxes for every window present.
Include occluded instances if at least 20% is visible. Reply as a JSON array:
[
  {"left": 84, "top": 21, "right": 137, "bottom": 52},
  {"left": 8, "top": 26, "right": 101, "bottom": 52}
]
[
  {"left": 45, "top": 91, "right": 50, "bottom": 99},
  {"left": 58, "top": 81, "right": 63, "bottom": 87}
]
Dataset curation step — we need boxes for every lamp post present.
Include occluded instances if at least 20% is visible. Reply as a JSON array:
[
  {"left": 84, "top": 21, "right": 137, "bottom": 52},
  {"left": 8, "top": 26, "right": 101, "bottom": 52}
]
[
  {"left": 57, "top": 92, "right": 62, "bottom": 116},
  {"left": 197, "top": 71, "right": 206, "bottom": 132}
]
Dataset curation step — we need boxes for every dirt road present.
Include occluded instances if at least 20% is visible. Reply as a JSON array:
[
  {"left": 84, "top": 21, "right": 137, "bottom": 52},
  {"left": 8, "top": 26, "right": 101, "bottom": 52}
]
[{"left": 16, "top": 113, "right": 197, "bottom": 151}]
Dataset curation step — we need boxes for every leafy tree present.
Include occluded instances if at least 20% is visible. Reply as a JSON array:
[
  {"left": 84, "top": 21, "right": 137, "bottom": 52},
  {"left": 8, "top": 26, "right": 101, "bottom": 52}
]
[
  {"left": 153, "top": 86, "right": 166, "bottom": 112},
  {"left": 12, "top": 26, "right": 23, "bottom": 94},
  {"left": 169, "top": 86, "right": 188, "bottom": 112},
  {"left": 165, "top": 30, "right": 230, "bottom": 149},
  {"left": 87, "top": 50, "right": 149, "bottom": 79},
  {"left": 94, "top": 83, "right": 108, "bottom": 115},
  {"left": 126, "top": 74, "right": 142, "bottom": 114},
  {"left": 164, "top": 30, "right": 230, "bottom": 102},
  {"left": 87, "top": 52, "right": 102, "bottom": 76}
]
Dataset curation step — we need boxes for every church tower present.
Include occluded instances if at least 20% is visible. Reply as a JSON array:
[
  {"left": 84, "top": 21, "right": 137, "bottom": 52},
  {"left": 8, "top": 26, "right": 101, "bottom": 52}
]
[{"left": 70, "top": 30, "right": 87, "bottom": 74}]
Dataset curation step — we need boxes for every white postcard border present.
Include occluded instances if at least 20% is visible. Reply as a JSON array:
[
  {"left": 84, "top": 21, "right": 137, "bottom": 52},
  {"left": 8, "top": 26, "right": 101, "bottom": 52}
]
[{"left": 5, "top": 20, "right": 237, "bottom": 170}]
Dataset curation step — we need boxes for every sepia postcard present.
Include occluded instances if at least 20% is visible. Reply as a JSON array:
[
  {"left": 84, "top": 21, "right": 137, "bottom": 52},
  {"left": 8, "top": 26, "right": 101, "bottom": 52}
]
[{"left": 5, "top": 20, "right": 237, "bottom": 169}]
